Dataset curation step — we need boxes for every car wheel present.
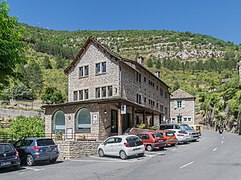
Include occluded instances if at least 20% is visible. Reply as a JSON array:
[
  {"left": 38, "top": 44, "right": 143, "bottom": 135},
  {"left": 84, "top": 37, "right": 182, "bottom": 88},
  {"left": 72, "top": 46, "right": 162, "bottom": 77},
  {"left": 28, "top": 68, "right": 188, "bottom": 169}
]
[
  {"left": 49, "top": 158, "right": 57, "bottom": 164},
  {"left": 26, "top": 154, "right": 35, "bottom": 166},
  {"left": 119, "top": 150, "right": 127, "bottom": 160},
  {"left": 98, "top": 149, "right": 105, "bottom": 157},
  {"left": 138, "top": 153, "right": 144, "bottom": 157},
  {"left": 146, "top": 145, "right": 153, "bottom": 151}
]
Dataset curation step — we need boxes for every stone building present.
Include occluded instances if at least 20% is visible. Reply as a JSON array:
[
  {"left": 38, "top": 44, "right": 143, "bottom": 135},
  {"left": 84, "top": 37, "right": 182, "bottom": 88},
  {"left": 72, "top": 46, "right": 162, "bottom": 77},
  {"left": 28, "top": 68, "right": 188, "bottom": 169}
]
[
  {"left": 43, "top": 37, "right": 170, "bottom": 141},
  {"left": 169, "top": 89, "right": 195, "bottom": 125}
]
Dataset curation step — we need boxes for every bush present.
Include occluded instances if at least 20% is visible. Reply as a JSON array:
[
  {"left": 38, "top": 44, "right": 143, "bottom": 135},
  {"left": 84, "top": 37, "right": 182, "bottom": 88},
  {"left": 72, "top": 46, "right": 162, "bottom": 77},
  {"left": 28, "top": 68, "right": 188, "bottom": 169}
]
[{"left": 9, "top": 116, "right": 44, "bottom": 140}]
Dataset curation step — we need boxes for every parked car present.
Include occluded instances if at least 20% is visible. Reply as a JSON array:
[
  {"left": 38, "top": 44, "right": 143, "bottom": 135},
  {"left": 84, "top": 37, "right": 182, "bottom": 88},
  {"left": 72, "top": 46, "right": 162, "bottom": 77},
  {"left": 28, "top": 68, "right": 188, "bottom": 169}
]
[
  {"left": 158, "top": 130, "right": 178, "bottom": 146},
  {"left": 0, "top": 143, "right": 21, "bottom": 170},
  {"left": 158, "top": 123, "right": 181, "bottom": 131},
  {"left": 172, "top": 129, "right": 191, "bottom": 144},
  {"left": 137, "top": 131, "right": 166, "bottom": 151},
  {"left": 191, "top": 124, "right": 202, "bottom": 136},
  {"left": 180, "top": 124, "right": 200, "bottom": 141},
  {"left": 98, "top": 135, "right": 145, "bottom": 160},
  {"left": 14, "top": 138, "right": 59, "bottom": 166}
]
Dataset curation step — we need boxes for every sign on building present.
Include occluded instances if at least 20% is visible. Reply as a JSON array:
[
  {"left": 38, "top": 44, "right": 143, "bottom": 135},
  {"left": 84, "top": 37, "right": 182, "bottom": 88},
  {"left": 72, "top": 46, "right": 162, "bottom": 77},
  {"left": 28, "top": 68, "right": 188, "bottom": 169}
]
[{"left": 121, "top": 104, "right": 126, "bottom": 114}]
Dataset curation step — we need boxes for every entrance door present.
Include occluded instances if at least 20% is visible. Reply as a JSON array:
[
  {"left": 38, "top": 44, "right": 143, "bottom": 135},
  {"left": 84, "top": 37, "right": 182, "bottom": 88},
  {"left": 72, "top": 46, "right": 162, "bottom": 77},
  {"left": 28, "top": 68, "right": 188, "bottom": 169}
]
[{"left": 111, "top": 109, "right": 118, "bottom": 134}]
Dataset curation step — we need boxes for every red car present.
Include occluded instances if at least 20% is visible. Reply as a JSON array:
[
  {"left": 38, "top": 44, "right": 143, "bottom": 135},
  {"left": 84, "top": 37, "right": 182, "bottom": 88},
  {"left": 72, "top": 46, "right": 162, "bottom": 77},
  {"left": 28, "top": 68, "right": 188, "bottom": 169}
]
[
  {"left": 137, "top": 131, "right": 166, "bottom": 151},
  {"left": 158, "top": 130, "right": 178, "bottom": 146}
]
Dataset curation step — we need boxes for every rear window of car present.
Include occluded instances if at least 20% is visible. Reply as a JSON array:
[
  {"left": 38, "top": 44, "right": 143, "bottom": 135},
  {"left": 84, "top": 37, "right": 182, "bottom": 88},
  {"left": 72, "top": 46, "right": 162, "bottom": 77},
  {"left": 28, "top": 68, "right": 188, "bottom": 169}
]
[
  {"left": 159, "top": 125, "right": 166, "bottom": 130},
  {"left": 126, "top": 136, "right": 142, "bottom": 147},
  {"left": 152, "top": 133, "right": 164, "bottom": 138},
  {"left": 0, "top": 144, "right": 15, "bottom": 153},
  {"left": 166, "top": 132, "right": 175, "bottom": 136},
  {"left": 37, "top": 139, "right": 55, "bottom": 146}
]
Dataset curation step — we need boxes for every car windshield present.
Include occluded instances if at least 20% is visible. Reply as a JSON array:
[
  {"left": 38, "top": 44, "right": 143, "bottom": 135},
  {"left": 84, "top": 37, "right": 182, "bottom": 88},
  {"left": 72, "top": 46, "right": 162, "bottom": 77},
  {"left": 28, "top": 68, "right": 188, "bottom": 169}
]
[
  {"left": 181, "top": 125, "right": 193, "bottom": 130},
  {"left": 0, "top": 144, "right": 15, "bottom": 153}
]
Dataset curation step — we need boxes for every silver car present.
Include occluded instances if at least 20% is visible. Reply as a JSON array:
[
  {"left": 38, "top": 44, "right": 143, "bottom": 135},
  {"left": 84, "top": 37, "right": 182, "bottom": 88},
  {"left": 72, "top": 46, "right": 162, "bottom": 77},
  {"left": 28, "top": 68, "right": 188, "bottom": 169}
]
[
  {"left": 98, "top": 135, "right": 145, "bottom": 160},
  {"left": 172, "top": 129, "right": 191, "bottom": 144},
  {"left": 180, "top": 124, "right": 200, "bottom": 141}
]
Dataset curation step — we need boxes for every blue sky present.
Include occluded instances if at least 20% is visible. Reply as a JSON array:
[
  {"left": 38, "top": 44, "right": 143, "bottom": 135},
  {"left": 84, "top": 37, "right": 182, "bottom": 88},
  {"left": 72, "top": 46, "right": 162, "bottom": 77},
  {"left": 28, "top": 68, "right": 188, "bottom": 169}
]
[{"left": 6, "top": 0, "right": 241, "bottom": 44}]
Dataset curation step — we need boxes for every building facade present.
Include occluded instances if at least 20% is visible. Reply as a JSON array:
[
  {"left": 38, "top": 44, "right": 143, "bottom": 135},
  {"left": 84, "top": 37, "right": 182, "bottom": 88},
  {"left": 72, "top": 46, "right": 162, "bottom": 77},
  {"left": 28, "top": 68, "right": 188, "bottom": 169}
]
[
  {"left": 43, "top": 37, "right": 170, "bottom": 141},
  {"left": 169, "top": 89, "right": 196, "bottom": 125}
]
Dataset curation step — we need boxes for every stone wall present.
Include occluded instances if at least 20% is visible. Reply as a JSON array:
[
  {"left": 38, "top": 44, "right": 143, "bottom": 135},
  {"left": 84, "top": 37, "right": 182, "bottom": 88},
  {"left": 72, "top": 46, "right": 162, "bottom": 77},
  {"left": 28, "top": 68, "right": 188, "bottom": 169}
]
[
  {"left": 121, "top": 61, "right": 170, "bottom": 119},
  {"left": 170, "top": 98, "right": 195, "bottom": 125},
  {"left": 67, "top": 42, "right": 120, "bottom": 102},
  {"left": 56, "top": 140, "right": 102, "bottom": 160}
]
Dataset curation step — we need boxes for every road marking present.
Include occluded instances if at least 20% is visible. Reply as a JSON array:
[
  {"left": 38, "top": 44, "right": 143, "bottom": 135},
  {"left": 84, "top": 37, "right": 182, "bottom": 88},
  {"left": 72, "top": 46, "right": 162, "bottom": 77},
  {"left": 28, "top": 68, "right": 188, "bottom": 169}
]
[
  {"left": 213, "top": 148, "right": 218, "bottom": 152},
  {"left": 179, "top": 161, "right": 194, "bottom": 169},
  {"left": 221, "top": 141, "right": 224, "bottom": 144},
  {"left": 24, "top": 167, "right": 44, "bottom": 171},
  {"left": 70, "top": 159, "right": 130, "bottom": 163}
]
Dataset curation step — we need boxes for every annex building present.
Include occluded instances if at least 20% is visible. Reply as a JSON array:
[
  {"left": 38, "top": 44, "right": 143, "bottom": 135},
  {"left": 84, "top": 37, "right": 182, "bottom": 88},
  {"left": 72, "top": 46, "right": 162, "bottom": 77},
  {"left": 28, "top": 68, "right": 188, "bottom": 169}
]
[{"left": 43, "top": 37, "right": 170, "bottom": 141}]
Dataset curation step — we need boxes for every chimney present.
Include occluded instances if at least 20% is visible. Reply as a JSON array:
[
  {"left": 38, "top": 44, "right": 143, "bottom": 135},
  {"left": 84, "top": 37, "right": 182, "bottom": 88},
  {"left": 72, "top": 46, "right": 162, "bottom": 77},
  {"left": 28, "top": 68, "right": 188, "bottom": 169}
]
[
  {"left": 155, "top": 71, "right": 160, "bottom": 78},
  {"left": 136, "top": 56, "right": 144, "bottom": 65}
]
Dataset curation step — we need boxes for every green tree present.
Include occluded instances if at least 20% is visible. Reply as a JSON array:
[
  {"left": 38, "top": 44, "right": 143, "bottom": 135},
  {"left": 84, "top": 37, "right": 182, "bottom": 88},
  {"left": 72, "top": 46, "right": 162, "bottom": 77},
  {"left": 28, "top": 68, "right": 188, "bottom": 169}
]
[
  {"left": 173, "top": 81, "right": 180, "bottom": 91},
  {"left": 41, "top": 86, "right": 64, "bottom": 104},
  {"left": 9, "top": 116, "right": 44, "bottom": 139},
  {"left": 0, "top": 2, "right": 25, "bottom": 89},
  {"left": 12, "top": 83, "right": 33, "bottom": 100},
  {"left": 147, "top": 58, "right": 153, "bottom": 68},
  {"left": 155, "top": 59, "right": 161, "bottom": 69}
]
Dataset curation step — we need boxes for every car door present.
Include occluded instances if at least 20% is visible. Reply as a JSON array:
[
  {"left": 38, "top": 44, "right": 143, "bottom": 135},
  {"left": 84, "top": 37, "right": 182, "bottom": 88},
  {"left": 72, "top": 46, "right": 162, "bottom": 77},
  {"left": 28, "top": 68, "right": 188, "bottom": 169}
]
[
  {"left": 14, "top": 140, "right": 25, "bottom": 161},
  {"left": 103, "top": 137, "right": 116, "bottom": 156},
  {"left": 14, "top": 140, "right": 33, "bottom": 161},
  {"left": 112, "top": 137, "right": 123, "bottom": 156}
]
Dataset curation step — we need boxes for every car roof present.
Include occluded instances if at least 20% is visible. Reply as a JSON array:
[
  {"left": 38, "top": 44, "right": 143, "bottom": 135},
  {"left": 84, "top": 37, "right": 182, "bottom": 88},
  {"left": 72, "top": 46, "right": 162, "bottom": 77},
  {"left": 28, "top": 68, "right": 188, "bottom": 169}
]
[
  {"left": 108, "top": 135, "right": 139, "bottom": 138},
  {"left": 23, "top": 137, "right": 53, "bottom": 140}
]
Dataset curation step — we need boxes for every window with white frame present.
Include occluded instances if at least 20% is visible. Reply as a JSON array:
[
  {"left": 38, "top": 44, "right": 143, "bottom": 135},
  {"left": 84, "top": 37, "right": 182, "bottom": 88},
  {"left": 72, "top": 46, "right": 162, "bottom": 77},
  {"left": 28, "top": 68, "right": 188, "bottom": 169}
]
[
  {"left": 108, "top": 86, "right": 112, "bottom": 97},
  {"left": 79, "top": 90, "right": 83, "bottom": 100},
  {"left": 177, "top": 116, "right": 182, "bottom": 123},
  {"left": 95, "top": 87, "right": 100, "bottom": 98},
  {"left": 177, "top": 100, "right": 182, "bottom": 108},
  {"left": 84, "top": 89, "right": 89, "bottom": 99},
  {"left": 96, "top": 62, "right": 106, "bottom": 74},
  {"left": 73, "top": 91, "right": 78, "bottom": 101},
  {"left": 102, "top": 87, "right": 107, "bottom": 98},
  {"left": 79, "top": 65, "right": 89, "bottom": 78}
]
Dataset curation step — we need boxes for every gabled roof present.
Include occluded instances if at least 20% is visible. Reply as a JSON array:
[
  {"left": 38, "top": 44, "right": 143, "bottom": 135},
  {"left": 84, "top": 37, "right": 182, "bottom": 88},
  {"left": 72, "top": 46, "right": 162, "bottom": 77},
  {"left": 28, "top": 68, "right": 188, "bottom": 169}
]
[
  {"left": 64, "top": 36, "right": 169, "bottom": 89},
  {"left": 171, "top": 88, "right": 195, "bottom": 100},
  {"left": 64, "top": 37, "right": 121, "bottom": 74}
]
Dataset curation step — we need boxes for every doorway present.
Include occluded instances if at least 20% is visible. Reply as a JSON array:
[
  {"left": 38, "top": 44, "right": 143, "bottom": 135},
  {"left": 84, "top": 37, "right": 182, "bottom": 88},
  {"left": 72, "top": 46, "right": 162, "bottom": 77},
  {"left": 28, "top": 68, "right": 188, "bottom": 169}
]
[{"left": 111, "top": 109, "right": 118, "bottom": 134}]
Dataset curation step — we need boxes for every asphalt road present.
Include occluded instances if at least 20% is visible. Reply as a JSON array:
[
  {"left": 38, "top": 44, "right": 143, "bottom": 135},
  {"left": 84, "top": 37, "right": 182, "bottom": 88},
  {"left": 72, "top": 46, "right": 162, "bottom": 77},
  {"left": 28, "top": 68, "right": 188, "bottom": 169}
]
[{"left": 1, "top": 130, "right": 241, "bottom": 180}]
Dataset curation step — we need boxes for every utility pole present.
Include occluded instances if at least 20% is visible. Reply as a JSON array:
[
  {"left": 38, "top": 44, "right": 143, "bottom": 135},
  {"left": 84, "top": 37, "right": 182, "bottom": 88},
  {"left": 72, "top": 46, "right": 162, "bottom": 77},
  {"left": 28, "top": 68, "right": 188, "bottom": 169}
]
[{"left": 239, "top": 112, "right": 241, "bottom": 135}]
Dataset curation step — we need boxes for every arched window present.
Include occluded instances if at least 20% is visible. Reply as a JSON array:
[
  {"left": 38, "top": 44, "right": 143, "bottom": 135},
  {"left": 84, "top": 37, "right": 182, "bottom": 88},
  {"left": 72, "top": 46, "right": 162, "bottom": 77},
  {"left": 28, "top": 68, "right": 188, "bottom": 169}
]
[
  {"left": 76, "top": 108, "right": 91, "bottom": 132},
  {"left": 52, "top": 111, "right": 65, "bottom": 132}
]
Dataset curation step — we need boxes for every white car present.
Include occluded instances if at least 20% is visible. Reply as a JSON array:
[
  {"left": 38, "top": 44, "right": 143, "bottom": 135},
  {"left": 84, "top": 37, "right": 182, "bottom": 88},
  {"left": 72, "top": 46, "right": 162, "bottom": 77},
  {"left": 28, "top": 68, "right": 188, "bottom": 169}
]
[
  {"left": 172, "top": 129, "right": 191, "bottom": 144},
  {"left": 97, "top": 135, "right": 145, "bottom": 160}
]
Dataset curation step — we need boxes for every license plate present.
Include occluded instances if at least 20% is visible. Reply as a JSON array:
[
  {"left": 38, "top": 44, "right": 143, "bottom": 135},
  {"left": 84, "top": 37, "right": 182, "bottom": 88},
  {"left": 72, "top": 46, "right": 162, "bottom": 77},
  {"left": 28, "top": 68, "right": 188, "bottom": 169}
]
[
  {"left": 1, "top": 161, "right": 11, "bottom": 166},
  {"left": 133, "top": 148, "right": 141, "bottom": 151}
]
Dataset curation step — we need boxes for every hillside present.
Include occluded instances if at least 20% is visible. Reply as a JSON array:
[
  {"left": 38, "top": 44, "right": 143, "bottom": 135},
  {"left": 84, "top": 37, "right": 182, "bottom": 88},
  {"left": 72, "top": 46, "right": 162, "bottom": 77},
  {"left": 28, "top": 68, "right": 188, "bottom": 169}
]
[
  {"left": 17, "top": 24, "right": 240, "bottom": 96},
  {"left": 1, "top": 24, "right": 241, "bottom": 131},
  {"left": 22, "top": 24, "right": 238, "bottom": 61}
]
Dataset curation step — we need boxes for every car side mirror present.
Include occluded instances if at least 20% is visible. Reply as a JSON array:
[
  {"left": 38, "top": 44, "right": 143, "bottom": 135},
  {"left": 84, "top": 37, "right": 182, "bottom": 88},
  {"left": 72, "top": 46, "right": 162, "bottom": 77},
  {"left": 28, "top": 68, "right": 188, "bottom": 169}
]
[{"left": 103, "top": 142, "right": 107, "bottom": 146}]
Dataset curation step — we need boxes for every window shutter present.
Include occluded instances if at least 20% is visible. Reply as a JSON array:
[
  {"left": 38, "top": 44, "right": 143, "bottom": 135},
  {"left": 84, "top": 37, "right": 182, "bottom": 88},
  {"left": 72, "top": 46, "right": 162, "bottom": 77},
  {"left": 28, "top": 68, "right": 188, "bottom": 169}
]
[
  {"left": 174, "top": 100, "right": 177, "bottom": 108},
  {"left": 182, "top": 100, "right": 185, "bottom": 108}
]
